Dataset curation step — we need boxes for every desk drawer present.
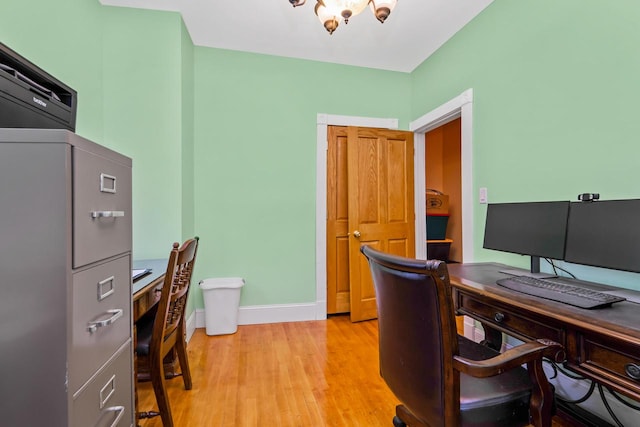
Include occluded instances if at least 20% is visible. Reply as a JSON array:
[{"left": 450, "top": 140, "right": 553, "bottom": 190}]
[
  {"left": 71, "top": 255, "right": 131, "bottom": 393},
  {"left": 72, "top": 343, "right": 134, "bottom": 427},
  {"left": 577, "top": 333, "right": 640, "bottom": 394},
  {"left": 73, "top": 147, "right": 132, "bottom": 268},
  {"left": 133, "top": 283, "right": 163, "bottom": 323},
  {"left": 458, "top": 292, "right": 565, "bottom": 343}
]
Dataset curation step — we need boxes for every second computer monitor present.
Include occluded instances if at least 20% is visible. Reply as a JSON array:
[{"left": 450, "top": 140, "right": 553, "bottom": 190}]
[
  {"left": 483, "top": 201, "right": 570, "bottom": 269},
  {"left": 564, "top": 199, "right": 640, "bottom": 273}
]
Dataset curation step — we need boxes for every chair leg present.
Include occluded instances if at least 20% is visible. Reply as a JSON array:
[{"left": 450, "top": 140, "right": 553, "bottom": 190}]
[
  {"left": 150, "top": 357, "right": 174, "bottom": 427},
  {"left": 527, "top": 359, "right": 554, "bottom": 427},
  {"left": 393, "top": 415, "right": 407, "bottom": 427},
  {"left": 175, "top": 336, "right": 192, "bottom": 390},
  {"left": 395, "top": 404, "right": 428, "bottom": 427}
]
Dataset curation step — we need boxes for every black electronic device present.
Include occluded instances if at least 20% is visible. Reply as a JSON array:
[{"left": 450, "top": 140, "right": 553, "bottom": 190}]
[
  {"left": 0, "top": 42, "right": 77, "bottom": 131},
  {"left": 483, "top": 201, "right": 570, "bottom": 274},
  {"left": 578, "top": 193, "right": 600, "bottom": 202},
  {"left": 565, "top": 199, "right": 640, "bottom": 273}
]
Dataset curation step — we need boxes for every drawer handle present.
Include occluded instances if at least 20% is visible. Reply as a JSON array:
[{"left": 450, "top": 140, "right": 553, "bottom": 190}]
[
  {"left": 625, "top": 363, "right": 640, "bottom": 380},
  {"left": 100, "top": 173, "right": 117, "bottom": 194},
  {"left": 87, "top": 309, "right": 123, "bottom": 334},
  {"left": 91, "top": 210, "right": 125, "bottom": 219},
  {"left": 103, "top": 405, "right": 125, "bottom": 427},
  {"left": 494, "top": 312, "right": 505, "bottom": 323}
]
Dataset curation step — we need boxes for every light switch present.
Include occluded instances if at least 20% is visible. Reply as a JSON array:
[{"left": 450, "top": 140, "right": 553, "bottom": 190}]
[{"left": 479, "top": 187, "right": 488, "bottom": 204}]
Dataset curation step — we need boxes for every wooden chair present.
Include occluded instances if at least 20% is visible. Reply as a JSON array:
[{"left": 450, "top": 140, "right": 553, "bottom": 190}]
[
  {"left": 360, "top": 245, "right": 564, "bottom": 427},
  {"left": 136, "top": 237, "right": 199, "bottom": 427}
]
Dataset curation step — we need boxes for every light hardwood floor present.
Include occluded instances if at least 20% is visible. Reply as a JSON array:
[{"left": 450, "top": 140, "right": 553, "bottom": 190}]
[{"left": 136, "top": 315, "right": 573, "bottom": 427}]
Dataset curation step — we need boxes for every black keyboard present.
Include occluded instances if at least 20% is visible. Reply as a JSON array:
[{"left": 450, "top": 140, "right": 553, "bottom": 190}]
[{"left": 496, "top": 276, "right": 626, "bottom": 309}]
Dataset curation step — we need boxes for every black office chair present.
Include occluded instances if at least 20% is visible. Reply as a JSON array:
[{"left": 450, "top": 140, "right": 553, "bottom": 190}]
[{"left": 360, "top": 245, "right": 563, "bottom": 427}]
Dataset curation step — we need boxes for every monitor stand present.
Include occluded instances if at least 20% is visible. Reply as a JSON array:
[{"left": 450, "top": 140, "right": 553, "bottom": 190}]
[{"left": 499, "top": 256, "right": 557, "bottom": 278}]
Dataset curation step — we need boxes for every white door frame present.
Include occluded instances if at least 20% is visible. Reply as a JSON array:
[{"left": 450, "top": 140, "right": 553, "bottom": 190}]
[{"left": 315, "top": 90, "right": 474, "bottom": 319}]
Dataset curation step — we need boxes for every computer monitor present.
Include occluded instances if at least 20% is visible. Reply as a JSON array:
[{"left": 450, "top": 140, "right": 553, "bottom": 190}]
[
  {"left": 565, "top": 199, "right": 640, "bottom": 273},
  {"left": 483, "top": 201, "right": 570, "bottom": 274}
]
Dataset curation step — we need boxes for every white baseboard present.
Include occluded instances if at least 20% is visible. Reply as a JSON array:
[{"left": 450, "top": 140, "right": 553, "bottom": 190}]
[
  {"left": 191, "top": 302, "right": 324, "bottom": 334},
  {"left": 186, "top": 309, "right": 197, "bottom": 342}
]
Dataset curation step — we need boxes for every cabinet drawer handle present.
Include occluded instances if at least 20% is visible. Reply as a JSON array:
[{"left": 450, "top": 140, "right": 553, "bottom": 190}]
[
  {"left": 625, "top": 363, "right": 640, "bottom": 380},
  {"left": 87, "top": 309, "right": 123, "bottom": 334},
  {"left": 494, "top": 312, "right": 505, "bottom": 323},
  {"left": 91, "top": 210, "right": 125, "bottom": 219},
  {"left": 102, "top": 405, "right": 125, "bottom": 427}
]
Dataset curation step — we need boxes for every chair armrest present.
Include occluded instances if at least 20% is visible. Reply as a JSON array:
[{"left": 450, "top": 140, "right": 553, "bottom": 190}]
[
  {"left": 454, "top": 339, "right": 563, "bottom": 427},
  {"left": 453, "top": 339, "right": 564, "bottom": 378}
]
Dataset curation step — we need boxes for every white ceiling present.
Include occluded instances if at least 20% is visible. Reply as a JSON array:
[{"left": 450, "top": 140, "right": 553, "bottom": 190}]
[{"left": 99, "top": 0, "right": 493, "bottom": 73}]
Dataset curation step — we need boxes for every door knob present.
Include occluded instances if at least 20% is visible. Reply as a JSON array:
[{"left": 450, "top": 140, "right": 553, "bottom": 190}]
[{"left": 353, "top": 230, "right": 361, "bottom": 238}]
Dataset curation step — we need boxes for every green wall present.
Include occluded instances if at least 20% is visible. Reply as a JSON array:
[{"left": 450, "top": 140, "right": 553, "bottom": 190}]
[
  {"left": 101, "top": 7, "right": 185, "bottom": 259},
  {"left": 181, "top": 20, "right": 195, "bottom": 241},
  {"left": 411, "top": 0, "right": 640, "bottom": 289},
  {"left": 180, "top": 20, "right": 196, "bottom": 314},
  {"left": 192, "top": 49, "right": 411, "bottom": 307}
]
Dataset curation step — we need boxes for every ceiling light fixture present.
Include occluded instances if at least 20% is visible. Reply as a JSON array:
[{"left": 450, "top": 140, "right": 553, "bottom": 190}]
[{"left": 289, "top": 0, "right": 398, "bottom": 35}]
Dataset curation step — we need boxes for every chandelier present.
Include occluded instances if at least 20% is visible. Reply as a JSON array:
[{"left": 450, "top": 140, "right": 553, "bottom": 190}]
[{"left": 289, "top": 0, "right": 398, "bottom": 35}]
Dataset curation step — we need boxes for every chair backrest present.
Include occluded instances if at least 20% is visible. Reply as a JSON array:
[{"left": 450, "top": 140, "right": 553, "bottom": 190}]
[
  {"left": 360, "top": 245, "right": 460, "bottom": 427},
  {"left": 152, "top": 237, "right": 199, "bottom": 358}
]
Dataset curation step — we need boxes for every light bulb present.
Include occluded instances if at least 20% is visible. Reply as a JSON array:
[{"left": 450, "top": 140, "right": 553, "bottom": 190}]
[
  {"left": 315, "top": 1, "right": 342, "bottom": 34},
  {"left": 322, "top": 0, "right": 369, "bottom": 23},
  {"left": 370, "top": 0, "right": 397, "bottom": 23}
]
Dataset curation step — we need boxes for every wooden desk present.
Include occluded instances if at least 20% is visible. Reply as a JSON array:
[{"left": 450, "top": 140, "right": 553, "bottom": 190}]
[
  {"left": 133, "top": 258, "right": 167, "bottom": 322},
  {"left": 448, "top": 263, "right": 640, "bottom": 422}
]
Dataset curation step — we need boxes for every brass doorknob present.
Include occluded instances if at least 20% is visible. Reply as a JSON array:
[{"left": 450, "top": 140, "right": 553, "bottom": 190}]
[{"left": 353, "top": 230, "right": 361, "bottom": 238}]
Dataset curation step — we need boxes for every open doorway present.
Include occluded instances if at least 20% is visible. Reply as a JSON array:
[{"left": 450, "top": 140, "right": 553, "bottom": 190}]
[
  {"left": 410, "top": 89, "right": 475, "bottom": 263},
  {"left": 425, "top": 118, "right": 462, "bottom": 263}
]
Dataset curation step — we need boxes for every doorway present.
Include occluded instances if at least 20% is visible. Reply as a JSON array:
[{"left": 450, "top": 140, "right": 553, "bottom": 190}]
[{"left": 425, "top": 118, "right": 462, "bottom": 263}]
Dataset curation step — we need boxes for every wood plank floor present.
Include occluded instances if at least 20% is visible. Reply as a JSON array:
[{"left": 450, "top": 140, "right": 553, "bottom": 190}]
[{"left": 136, "top": 315, "right": 573, "bottom": 427}]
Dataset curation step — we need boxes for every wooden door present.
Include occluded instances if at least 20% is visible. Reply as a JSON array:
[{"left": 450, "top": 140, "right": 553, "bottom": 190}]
[
  {"left": 327, "top": 126, "right": 351, "bottom": 313},
  {"left": 326, "top": 126, "right": 415, "bottom": 321}
]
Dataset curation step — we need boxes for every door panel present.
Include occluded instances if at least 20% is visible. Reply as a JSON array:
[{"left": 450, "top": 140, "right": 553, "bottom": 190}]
[
  {"left": 327, "top": 127, "right": 350, "bottom": 313},
  {"left": 348, "top": 127, "right": 415, "bottom": 322}
]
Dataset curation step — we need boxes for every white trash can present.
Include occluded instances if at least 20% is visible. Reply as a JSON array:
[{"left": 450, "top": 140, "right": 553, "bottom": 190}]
[{"left": 199, "top": 277, "right": 245, "bottom": 335}]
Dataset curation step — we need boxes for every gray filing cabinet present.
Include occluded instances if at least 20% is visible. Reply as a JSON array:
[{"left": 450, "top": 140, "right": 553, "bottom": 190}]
[{"left": 0, "top": 129, "right": 134, "bottom": 427}]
